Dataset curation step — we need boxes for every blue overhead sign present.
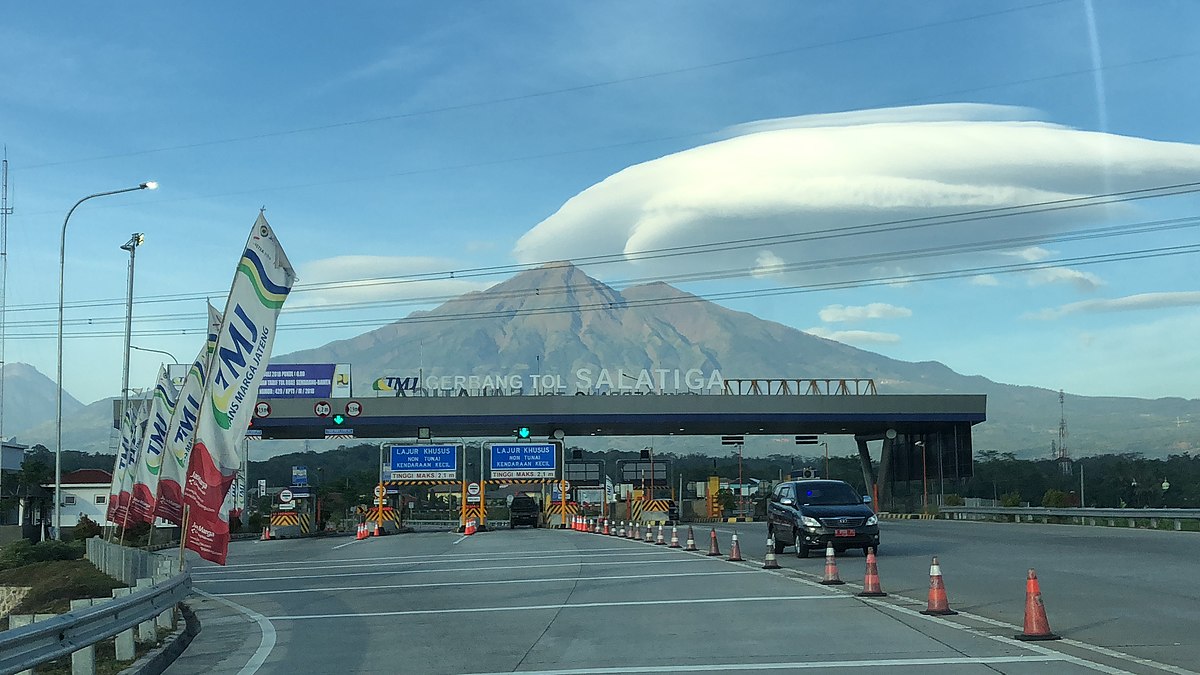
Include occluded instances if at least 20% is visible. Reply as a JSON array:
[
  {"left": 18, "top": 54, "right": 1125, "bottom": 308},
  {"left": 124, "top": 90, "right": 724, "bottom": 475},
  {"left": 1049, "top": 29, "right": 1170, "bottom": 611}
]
[
  {"left": 489, "top": 443, "right": 557, "bottom": 479},
  {"left": 386, "top": 444, "right": 460, "bottom": 480}
]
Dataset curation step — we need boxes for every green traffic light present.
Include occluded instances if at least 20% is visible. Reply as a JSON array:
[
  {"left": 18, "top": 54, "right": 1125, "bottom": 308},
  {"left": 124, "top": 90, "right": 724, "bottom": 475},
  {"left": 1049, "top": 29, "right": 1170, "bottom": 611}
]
[
  {"left": 333, "top": 414, "right": 345, "bottom": 425},
  {"left": 518, "top": 427, "right": 530, "bottom": 438}
]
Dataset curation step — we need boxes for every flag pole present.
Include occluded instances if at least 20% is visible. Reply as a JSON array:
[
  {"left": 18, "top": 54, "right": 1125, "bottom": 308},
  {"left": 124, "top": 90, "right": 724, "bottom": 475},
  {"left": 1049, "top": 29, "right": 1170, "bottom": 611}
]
[{"left": 179, "top": 504, "right": 190, "bottom": 569}]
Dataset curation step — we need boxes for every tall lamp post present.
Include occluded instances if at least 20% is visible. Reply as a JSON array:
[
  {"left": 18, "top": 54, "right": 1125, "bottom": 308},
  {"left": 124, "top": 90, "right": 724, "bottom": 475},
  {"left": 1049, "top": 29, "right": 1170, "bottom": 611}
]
[
  {"left": 130, "top": 345, "right": 179, "bottom": 364},
  {"left": 820, "top": 441, "right": 829, "bottom": 479},
  {"left": 55, "top": 181, "right": 156, "bottom": 540}
]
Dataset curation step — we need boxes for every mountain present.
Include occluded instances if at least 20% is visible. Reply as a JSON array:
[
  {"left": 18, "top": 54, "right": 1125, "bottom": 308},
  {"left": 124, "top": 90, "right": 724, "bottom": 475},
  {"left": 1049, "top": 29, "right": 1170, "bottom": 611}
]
[
  {"left": 279, "top": 262, "right": 1197, "bottom": 458},
  {"left": 0, "top": 362, "right": 86, "bottom": 440},
  {"left": 8, "top": 264, "right": 1195, "bottom": 458}
]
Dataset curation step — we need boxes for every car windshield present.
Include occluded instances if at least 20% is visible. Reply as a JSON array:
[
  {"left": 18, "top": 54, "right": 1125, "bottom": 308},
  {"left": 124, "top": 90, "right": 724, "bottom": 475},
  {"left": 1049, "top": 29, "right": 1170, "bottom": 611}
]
[{"left": 797, "top": 484, "right": 861, "bottom": 506}]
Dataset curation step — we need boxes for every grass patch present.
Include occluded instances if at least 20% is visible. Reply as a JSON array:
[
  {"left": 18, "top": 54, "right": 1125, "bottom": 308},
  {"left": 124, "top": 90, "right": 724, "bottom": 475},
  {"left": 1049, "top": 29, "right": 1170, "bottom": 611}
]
[{"left": 0, "top": 559, "right": 124, "bottom": 618}]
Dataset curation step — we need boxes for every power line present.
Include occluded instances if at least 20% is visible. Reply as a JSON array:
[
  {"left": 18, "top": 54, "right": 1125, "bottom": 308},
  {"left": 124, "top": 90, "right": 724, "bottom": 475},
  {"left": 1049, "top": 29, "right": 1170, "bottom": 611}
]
[
  {"left": 6, "top": 211, "right": 1199, "bottom": 331},
  {"left": 9, "top": 178, "right": 1200, "bottom": 316},
  {"left": 7, "top": 241, "right": 1196, "bottom": 340}
]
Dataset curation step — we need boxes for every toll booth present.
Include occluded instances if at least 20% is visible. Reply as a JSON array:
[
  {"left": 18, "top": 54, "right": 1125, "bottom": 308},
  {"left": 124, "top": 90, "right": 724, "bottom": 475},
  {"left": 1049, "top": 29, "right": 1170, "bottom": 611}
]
[
  {"left": 269, "top": 485, "right": 313, "bottom": 538},
  {"left": 616, "top": 458, "right": 675, "bottom": 524}
]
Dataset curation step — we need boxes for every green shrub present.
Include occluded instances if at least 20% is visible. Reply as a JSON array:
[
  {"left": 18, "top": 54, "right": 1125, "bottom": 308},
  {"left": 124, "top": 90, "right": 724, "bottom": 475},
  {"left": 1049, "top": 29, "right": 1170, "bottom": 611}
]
[
  {"left": 72, "top": 515, "right": 102, "bottom": 540},
  {"left": 1000, "top": 491, "right": 1023, "bottom": 508},
  {"left": 943, "top": 494, "right": 965, "bottom": 506},
  {"left": 0, "top": 539, "right": 85, "bottom": 571},
  {"left": 1041, "top": 489, "right": 1071, "bottom": 507}
]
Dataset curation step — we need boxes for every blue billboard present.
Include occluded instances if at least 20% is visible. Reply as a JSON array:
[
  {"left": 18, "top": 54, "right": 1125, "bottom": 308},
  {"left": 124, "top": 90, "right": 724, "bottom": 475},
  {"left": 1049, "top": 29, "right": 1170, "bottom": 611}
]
[
  {"left": 490, "top": 443, "right": 557, "bottom": 479},
  {"left": 386, "top": 444, "right": 459, "bottom": 480}
]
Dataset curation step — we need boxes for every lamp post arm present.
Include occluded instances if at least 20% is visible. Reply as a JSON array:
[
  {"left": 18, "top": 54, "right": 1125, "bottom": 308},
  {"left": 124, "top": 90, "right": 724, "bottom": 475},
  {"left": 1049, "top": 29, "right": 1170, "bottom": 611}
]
[{"left": 55, "top": 183, "right": 153, "bottom": 540}]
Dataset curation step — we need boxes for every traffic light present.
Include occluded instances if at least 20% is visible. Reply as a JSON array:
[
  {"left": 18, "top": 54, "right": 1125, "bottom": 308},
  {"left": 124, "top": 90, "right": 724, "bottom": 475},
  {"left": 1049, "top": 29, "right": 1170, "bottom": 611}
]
[
  {"left": 517, "top": 427, "right": 530, "bottom": 439},
  {"left": 332, "top": 414, "right": 346, "bottom": 425}
]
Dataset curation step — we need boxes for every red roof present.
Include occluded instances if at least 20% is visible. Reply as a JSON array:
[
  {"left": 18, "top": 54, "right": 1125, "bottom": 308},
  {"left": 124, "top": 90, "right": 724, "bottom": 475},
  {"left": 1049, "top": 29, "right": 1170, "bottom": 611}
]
[{"left": 61, "top": 469, "right": 113, "bottom": 485}]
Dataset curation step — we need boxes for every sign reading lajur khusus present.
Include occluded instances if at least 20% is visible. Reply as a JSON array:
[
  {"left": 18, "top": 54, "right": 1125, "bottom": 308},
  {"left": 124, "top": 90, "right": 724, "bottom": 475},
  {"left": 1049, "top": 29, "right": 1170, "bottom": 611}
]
[
  {"left": 386, "top": 444, "right": 460, "bottom": 480},
  {"left": 489, "top": 443, "right": 557, "bottom": 479}
]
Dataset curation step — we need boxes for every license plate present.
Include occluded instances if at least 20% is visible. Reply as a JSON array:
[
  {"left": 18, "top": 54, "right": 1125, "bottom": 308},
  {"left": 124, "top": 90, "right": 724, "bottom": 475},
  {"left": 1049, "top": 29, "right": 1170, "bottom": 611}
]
[{"left": 834, "top": 529, "right": 855, "bottom": 537}]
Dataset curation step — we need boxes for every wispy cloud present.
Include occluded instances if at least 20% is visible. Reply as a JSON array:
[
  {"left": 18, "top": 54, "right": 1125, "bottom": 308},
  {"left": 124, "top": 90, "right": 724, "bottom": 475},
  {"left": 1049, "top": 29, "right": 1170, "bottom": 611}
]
[
  {"left": 1026, "top": 291, "right": 1200, "bottom": 320},
  {"left": 750, "top": 250, "right": 787, "bottom": 278},
  {"left": 1024, "top": 266, "right": 1104, "bottom": 291},
  {"left": 289, "top": 255, "right": 489, "bottom": 310},
  {"left": 805, "top": 327, "right": 901, "bottom": 344},
  {"left": 970, "top": 274, "right": 1000, "bottom": 286},
  {"left": 818, "top": 302, "right": 912, "bottom": 323}
]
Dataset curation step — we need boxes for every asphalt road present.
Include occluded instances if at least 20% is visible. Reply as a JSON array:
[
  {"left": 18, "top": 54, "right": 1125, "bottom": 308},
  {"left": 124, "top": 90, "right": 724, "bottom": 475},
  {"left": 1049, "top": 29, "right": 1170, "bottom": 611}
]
[{"left": 165, "top": 520, "right": 1200, "bottom": 674}]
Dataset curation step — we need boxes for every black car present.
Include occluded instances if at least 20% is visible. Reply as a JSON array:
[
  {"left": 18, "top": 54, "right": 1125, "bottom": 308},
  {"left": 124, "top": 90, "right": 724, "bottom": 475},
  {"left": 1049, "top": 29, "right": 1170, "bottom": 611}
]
[
  {"left": 767, "top": 479, "right": 880, "bottom": 557},
  {"left": 509, "top": 495, "right": 542, "bottom": 528}
]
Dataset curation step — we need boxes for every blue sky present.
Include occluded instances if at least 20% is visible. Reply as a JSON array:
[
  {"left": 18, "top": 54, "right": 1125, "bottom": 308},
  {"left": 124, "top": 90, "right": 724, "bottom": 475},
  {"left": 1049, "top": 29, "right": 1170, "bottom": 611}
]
[{"left": 2, "top": 1, "right": 1198, "bottom": 405}]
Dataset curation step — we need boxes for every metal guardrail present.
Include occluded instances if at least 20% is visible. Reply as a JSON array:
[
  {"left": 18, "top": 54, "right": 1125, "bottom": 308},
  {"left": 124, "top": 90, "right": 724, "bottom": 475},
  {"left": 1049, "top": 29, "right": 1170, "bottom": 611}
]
[
  {"left": 939, "top": 506, "right": 1200, "bottom": 528},
  {"left": 0, "top": 570, "right": 191, "bottom": 675}
]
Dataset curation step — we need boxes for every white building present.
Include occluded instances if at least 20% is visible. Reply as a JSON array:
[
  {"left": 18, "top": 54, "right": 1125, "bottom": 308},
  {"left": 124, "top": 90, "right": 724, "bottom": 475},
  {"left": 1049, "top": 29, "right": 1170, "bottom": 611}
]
[{"left": 39, "top": 468, "right": 112, "bottom": 529}]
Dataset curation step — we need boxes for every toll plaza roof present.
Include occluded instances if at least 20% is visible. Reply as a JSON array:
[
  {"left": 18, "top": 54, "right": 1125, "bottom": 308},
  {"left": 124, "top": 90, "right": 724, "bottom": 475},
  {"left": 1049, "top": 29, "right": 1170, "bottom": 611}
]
[{"left": 248, "top": 393, "right": 986, "bottom": 440}]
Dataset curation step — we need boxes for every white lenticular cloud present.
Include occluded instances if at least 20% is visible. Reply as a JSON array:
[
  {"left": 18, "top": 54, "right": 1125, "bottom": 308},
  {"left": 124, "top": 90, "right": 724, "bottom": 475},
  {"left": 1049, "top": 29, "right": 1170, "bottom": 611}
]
[
  {"left": 818, "top": 303, "right": 912, "bottom": 323},
  {"left": 513, "top": 104, "right": 1200, "bottom": 284},
  {"left": 1024, "top": 266, "right": 1104, "bottom": 291},
  {"left": 1027, "top": 291, "right": 1200, "bottom": 320},
  {"left": 805, "top": 327, "right": 901, "bottom": 344}
]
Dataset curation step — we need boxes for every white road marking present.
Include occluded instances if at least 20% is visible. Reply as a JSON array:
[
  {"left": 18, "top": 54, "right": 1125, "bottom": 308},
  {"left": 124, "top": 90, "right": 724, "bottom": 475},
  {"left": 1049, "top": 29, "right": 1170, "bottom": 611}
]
[
  {"left": 265, "top": 594, "right": 848, "bottom": 621},
  {"left": 195, "top": 557, "right": 709, "bottom": 583},
  {"left": 193, "top": 549, "right": 673, "bottom": 576},
  {"left": 460, "top": 655, "right": 1067, "bottom": 674},
  {"left": 213, "top": 569, "right": 757, "bottom": 597},
  {"left": 195, "top": 589, "right": 276, "bottom": 675},
  {"left": 452, "top": 536, "right": 468, "bottom": 545},
  {"left": 212, "top": 545, "right": 647, "bottom": 569},
  {"left": 331, "top": 539, "right": 361, "bottom": 550}
]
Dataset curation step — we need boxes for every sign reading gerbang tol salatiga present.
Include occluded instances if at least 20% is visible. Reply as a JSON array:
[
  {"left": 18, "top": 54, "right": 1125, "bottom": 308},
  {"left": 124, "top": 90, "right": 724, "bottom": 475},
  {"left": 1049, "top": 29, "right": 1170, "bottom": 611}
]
[{"left": 183, "top": 213, "right": 295, "bottom": 565}]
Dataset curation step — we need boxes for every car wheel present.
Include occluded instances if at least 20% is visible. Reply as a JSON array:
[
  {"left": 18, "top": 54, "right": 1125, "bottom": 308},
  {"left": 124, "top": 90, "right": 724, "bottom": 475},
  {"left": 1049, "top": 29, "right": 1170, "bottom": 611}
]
[
  {"left": 773, "top": 536, "right": 786, "bottom": 555},
  {"left": 795, "top": 529, "right": 808, "bottom": 558}
]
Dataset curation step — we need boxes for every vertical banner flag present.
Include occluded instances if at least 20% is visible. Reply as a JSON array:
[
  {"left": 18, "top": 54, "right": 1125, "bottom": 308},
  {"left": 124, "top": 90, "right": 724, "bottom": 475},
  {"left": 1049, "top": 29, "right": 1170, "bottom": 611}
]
[
  {"left": 113, "top": 396, "right": 151, "bottom": 526},
  {"left": 106, "top": 402, "right": 138, "bottom": 523},
  {"left": 184, "top": 213, "right": 295, "bottom": 564},
  {"left": 126, "top": 365, "right": 179, "bottom": 523},
  {"left": 154, "top": 304, "right": 222, "bottom": 525}
]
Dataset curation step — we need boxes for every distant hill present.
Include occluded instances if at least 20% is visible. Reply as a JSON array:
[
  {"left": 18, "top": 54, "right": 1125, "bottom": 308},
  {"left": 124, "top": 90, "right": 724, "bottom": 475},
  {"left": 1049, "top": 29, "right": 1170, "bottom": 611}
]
[{"left": 0, "top": 362, "right": 85, "bottom": 440}]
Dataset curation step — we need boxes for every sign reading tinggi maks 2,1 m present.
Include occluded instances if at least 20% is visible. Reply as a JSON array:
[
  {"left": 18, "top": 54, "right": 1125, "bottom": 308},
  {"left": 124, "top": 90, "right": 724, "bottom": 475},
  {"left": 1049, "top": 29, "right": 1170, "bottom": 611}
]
[
  {"left": 386, "top": 445, "right": 460, "bottom": 480},
  {"left": 489, "top": 443, "right": 557, "bottom": 479}
]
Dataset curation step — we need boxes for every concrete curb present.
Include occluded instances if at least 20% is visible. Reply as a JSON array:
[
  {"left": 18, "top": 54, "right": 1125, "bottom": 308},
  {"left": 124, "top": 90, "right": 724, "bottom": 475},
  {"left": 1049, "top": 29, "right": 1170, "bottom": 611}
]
[
  {"left": 877, "top": 512, "right": 938, "bottom": 520},
  {"left": 118, "top": 602, "right": 200, "bottom": 675}
]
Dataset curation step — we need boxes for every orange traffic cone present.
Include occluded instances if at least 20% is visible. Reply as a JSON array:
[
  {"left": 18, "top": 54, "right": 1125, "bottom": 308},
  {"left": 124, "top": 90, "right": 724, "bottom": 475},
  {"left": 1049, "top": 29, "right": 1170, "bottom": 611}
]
[
  {"left": 602, "top": 520, "right": 611, "bottom": 536},
  {"left": 763, "top": 536, "right": 781, "bottom": 569},
  {"left": 261, "top": 526, "right": 271, "bottom": 541},
  {"left": 655, "top": 525, "right": 666, "bottom": 545},
  {"left": 727, "top": 533, "right": 744, "bottom": 561},
  {"left": 820, "top": 543, "right": 844, "bottom": 585},
  {"left": 1014, "top": 569, "right": 1060, "bottom": 640},
  {"left": 644, "top": 526, "right": 654, "bottom": 543},
  {"left": 373, "top": 521, "right": 382, "bottom": 537},
  {"left": 684, "top": 526, "right": 698, "bottom": 551},
  {"left": 668, "top": 526, "right": 681, "bottom": 548},
  {"left": 355, "top": 522, "right": 366, "bottom": 540},
  {"left": 920, "top": 557, "right": 957, "bottom": 615},
  {"left": 706, "top": 528, "right": 722, "bottom": 556},
  {"left": 857, "top": 549, "right": 887, "bottom": 597},
  {"left": 627, "top": 522, "right": 636, "bottom": 539}
]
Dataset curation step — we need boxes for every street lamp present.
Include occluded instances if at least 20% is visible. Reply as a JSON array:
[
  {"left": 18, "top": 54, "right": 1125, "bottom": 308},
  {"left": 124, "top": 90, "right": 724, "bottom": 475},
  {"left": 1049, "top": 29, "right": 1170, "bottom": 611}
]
[
  {"left": 915, "top": 440, "right": 928, "bottom": 512},
  {"left": 130, "top": 345, "right": 179, "bottom": 364},
  {"left": 118, "top": 233, "right": 144, "bottom": 510},
  {"left": 54, "top": 181, "right": 156, "bottom": 540}
]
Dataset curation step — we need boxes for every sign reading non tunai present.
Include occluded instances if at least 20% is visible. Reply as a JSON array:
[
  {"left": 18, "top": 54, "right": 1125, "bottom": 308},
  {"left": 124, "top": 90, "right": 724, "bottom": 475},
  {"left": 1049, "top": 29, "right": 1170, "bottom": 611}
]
[
  {"left": 489, "top": 443, "right": 557, "bottom": 479},
  {"left": 386, "top": 444, "right": 460, "bottom": 480}
]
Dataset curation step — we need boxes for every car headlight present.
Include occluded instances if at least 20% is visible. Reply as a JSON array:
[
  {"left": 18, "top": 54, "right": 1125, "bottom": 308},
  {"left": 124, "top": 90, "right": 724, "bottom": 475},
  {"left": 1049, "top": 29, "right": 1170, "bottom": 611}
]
[
  {"left": 801, "top": 516, "right": 822, "bottom": 529},
  {"left": 865, "top": 515, "right": 878, "bottom": 526}
]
